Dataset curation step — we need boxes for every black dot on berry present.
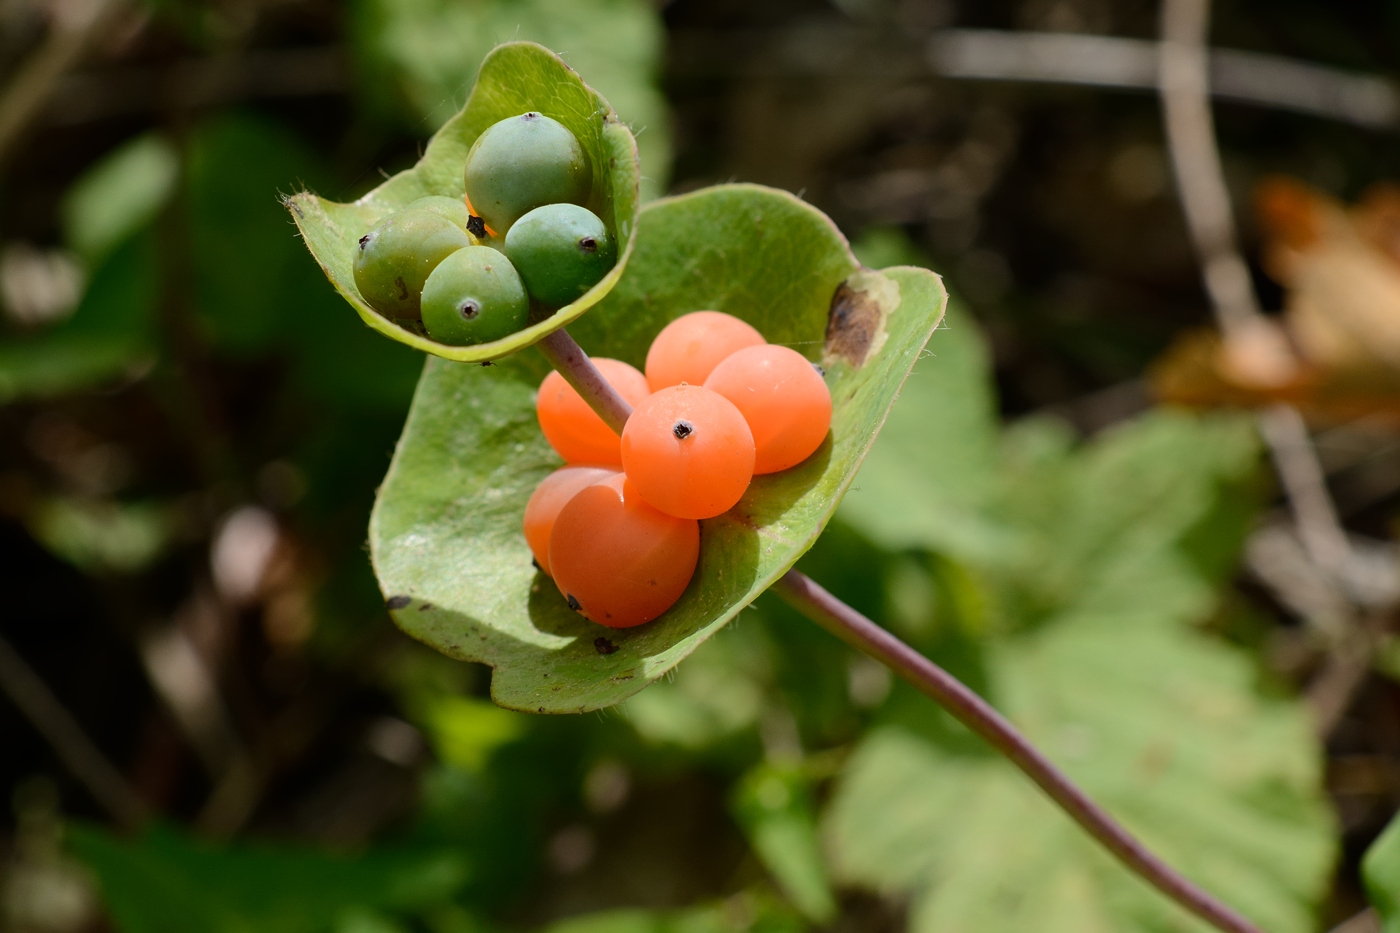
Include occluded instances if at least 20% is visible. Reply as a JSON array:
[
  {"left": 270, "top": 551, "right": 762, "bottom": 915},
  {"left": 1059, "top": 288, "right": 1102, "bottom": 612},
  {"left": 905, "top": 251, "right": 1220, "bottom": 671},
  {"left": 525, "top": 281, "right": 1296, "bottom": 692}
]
[
  {"left": 523, "top": 111, "right": 540, "bottom": 121},
  {"left": 395, "top": 276, "right": 408, "bottom": 300},
  {"left": 358, "top": 234, "right": 370, "bottom": 251},
  {"left": 566, "top": 594, "right": 582, "bottom": 611},
  {"left": 813, "top": 363, "right": 826, "bottom": 377},
  {"left": 579, "top": 236, "right": 598, "bottom": 253},
  {"left": 460, "top": 300, "right": 481, "bottom": 320},
  {"left": 467, "top": 215, "right": 486, "bottom": 237},
  {"left": 673, "top": 420, "right": 694, "bottom": 440}
]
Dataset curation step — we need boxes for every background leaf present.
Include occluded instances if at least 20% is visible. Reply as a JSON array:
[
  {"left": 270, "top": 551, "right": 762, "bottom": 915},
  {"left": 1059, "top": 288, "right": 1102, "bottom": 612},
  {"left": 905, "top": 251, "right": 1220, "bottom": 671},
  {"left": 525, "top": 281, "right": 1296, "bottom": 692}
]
[
  {"left": 69, "top": 826, "right": 467, "bottom": 933},
  {"left": 370, "top": 183, "right": 946, "bottom": 712},
  {"left": 1365, "top": 812, "right": 1400, "bottom": 933},
  {"left": 286, "top": 41, "right": 641, "bottom": 364},
  {"left": 822, "top": 252, "right": 1334, "bottom": 932}
]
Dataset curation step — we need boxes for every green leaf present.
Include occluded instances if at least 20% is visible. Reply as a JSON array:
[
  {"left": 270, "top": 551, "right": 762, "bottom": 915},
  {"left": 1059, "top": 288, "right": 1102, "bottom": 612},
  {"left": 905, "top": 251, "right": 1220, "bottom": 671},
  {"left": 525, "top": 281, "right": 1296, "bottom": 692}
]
[
  {"left": 27, "top": 497, "right": 170, "bottom": 574},
  {"left": 540, "top": 896, "right": 805, "bottom": 933},
  {"left": 352, "top": 0, "right": 671, "bottom": 201},
  {"left": 424, "top": 695, "right": 527, "bottom": 771},
  {"left": 837, "top": 299, "right": 1009, "bottom": 562},
  {"left": 62, "top": 133, "right": 178, "bottom": 266},
  {"left": 1365, "top": 812, "right": 1400, "bottom": 933},
  {"left": 370, "top": 183, "right": 946, "bottom": 712},
  {"left": 69, "top": 825, "right": 467, "bottom": 933},
  {"left": 286, "top": 41, "right": 641, "bottom": 364},
  {"left": 823, "top": 411, "right": 1335, "bottom": 933},
  {"left": 825, "top": 633, "right": 1333, "bottom": 933},
  {"left": 731, "top": 764, "right": 836, "bottom": 922}
]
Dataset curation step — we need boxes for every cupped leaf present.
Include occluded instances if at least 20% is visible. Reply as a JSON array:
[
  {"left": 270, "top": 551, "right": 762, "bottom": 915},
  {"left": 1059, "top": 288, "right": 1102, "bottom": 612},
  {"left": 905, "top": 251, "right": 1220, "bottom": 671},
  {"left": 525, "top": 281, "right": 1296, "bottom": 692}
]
[
  {"left": 285, "top": 41, "right": 640, "bottom": 363},
  {"left": 370, "top": 183, "right": 947, "bottom": 713},
  {"left": 1365, "top": 811, "right": 1400, "bottom": 933}
]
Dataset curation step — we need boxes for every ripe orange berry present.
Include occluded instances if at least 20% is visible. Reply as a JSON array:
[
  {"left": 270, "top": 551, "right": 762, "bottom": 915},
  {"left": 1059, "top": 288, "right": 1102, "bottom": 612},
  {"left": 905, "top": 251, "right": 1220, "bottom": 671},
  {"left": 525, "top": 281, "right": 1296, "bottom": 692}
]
[
  {"left": 704, "top": 344, "right": 832, "bottom": 474},
  {"left": 536, "top": 359, "right": 649, "bottom": 465},
  {"left": 644, "top": 311, "right": 765, "bottom": 392},
  {"left": 620, "top": 384, "right": 755, "bottom": 519},
  {"left": 549, "top": 474, "right": 700, "bottom": 628},
  {"left": 522, "top": 465, "right": 619, "bottom": 576}
]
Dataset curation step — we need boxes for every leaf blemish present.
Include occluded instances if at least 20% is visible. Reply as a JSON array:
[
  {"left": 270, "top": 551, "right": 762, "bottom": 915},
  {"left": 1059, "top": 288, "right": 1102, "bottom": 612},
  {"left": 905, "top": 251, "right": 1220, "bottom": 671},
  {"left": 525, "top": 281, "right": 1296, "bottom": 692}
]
[
  {"left": 825, "top": 274, "right": 895, "bottom": 367},
  {"left": 386, "top": 595, "right": 412, "bottom": 610},
  {"left": 595, "top": 637, "right": 619, "bottom": 655}
]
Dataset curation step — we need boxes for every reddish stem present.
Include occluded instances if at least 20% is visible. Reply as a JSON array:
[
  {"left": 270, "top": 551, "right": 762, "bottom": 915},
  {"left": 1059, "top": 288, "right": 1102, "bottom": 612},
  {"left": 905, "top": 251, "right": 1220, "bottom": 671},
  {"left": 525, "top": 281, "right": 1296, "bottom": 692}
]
[
  {"left": 536, "top": 329, "right": 634, "bottom": 434},
  {"left": 773, "top": 569, "right": 1265, "bottom": 933},
  {"left": 536, "top": 327, "right": 1265, "bottom": 933}
]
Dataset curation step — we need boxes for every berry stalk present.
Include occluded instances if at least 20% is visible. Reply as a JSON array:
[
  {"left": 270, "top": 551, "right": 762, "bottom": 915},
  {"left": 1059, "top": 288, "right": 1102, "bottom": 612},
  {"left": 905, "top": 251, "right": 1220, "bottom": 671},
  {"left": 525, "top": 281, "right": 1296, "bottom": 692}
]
[
  {"left": 772, "top": 569, "right": 1266, "bottom": 933},
  {"left": 535, "top": 326, "right": 1263, "bottom": 933},
  {"left": 535, "top": 329, "right": 634, "bottom": 434}
]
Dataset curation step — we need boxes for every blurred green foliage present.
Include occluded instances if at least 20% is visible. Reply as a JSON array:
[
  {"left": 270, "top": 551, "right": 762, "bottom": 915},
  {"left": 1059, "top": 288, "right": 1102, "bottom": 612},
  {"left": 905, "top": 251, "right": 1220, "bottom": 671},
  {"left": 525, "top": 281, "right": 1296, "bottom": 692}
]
[
  {"left": 70, "top": 826, "right": 467, "bottom": 933},
  {"left": 1367, "top": 812, "right": 1400, "bottom": 933}
]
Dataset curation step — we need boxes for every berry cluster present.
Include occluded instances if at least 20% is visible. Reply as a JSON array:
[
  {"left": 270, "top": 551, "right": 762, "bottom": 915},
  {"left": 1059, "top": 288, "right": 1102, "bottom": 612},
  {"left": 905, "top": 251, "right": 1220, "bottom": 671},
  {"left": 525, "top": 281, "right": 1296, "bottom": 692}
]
[
  {"left": 525, "top": 312, "right": 834, "bottom": 629},
  {"left": 352, "top": 112, "right": 616, "bottom": 346}
]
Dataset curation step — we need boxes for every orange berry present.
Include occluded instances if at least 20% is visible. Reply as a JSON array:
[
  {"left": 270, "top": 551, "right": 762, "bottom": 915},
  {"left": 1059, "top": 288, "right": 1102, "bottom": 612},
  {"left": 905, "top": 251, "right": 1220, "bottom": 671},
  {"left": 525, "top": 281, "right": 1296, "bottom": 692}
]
[
  {"left": 620, "top": 384, "right": 755, "bottom": 519},
  {"left": 536, "top": 359, "right": 649, "bottom": 465},
  {"left": 645, "top": 311, "right": 765, "bottom": 392},
  {"left": 522, "top": 465, "right": 619, "bottom": 576},
  {"left": 704, "top": 344, "right": 831, "bottom": 474},
  {"left": 549, "top": 474, "right": 699, "bottom": 628}
]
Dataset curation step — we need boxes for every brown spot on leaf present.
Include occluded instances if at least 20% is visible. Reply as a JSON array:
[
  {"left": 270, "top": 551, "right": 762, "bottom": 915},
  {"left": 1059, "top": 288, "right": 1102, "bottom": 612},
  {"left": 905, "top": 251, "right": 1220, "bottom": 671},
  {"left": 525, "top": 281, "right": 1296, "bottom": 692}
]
[
  {"left": 418, "top": 603, "right": 433, "bottom": 611},
  {"left": 594, "top": 637, "right": 619, "bottom": 655},
  {"left": 825, "top": 281, "right": 883, "bottom": 366},
  {"left": 386, "top": 595, "right": 412, "bottom": 610}
]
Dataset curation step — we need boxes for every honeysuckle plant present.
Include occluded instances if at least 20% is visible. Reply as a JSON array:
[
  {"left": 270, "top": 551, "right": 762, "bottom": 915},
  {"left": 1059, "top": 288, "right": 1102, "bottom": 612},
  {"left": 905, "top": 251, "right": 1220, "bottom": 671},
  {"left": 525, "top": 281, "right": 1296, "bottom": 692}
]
[{"left": 289, "top": 41, "right": 1273, "bottom": 933}]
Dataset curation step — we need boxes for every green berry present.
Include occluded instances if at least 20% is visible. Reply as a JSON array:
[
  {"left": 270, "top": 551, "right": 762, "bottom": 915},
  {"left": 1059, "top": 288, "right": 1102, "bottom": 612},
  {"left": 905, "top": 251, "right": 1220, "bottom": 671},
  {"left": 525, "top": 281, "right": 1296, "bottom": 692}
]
[
  {"left": 464, "top": 112, "right": 591, "bottom": 234},
  {"left": 504, "top": 203, "right": 616, "bottom": 308},
  {"left": 421, "top": 246, "right": 529, "bottom": 346},
  {"left": 406, "top": 195, "right": 474, "bottom": 233},
  {"left": 353, "top": 209, "right": 471, "bottom": 321}
]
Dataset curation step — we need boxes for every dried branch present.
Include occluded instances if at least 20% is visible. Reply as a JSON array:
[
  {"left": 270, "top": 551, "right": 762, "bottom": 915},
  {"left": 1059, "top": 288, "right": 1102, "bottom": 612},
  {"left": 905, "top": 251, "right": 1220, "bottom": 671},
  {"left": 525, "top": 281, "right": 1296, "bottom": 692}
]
[
  {"left": 929, "top": 29, "right": 1400, "bottom": 130},
  {"left": 0, "top": 0, "right": 131, "bottom": 169},
  {"left": 0, "top": 633, "right": 148, "bottom": 828}
]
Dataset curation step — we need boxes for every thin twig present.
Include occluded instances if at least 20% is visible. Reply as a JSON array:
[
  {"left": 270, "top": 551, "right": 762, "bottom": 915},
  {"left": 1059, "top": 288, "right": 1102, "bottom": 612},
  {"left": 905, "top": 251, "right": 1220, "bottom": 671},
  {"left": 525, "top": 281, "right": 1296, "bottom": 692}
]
[
  {"left": 0, "top": 0, "right": 130, "bottom": 169},
  {"left": 1257, "top": 405, "right": 1354, "bottom": 584},
  {"left": 537, "top": 330, "right": 1263, "bottom": 933},
  {"left": 929, "top": 30, "right": 1400, "bottom": 130},
  {"left": 1156, "top": 0, "right": 1359, "bottom": 603},
  {"left": 0, "top": 633, "right": 148, "bottom": 828},
  {"left": 535, "top": 329, "right": 635, "bottom": 434},
  {"left": 772, "top": 570, "right": 1265, "bottom": 933}
]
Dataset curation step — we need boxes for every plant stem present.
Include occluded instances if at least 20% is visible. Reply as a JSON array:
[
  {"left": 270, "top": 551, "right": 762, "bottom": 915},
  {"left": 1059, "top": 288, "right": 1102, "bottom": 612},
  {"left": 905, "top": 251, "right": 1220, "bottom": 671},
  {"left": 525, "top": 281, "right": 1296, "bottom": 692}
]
[
  {"left": 536, "top": 329, "right": 634, "bottom": 434},
  {"left": 535, "top": 328, "right": 1264, "bottom": 933},
  {"left": 772, "top": 569, "right": 1265, "bottom": 933}
]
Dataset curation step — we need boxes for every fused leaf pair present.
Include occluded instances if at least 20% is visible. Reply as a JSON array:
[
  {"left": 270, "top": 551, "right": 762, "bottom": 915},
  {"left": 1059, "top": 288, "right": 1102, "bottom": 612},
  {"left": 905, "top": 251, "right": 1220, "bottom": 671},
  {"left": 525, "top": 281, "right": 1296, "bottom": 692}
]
[
  {"left": 289, "top": 41, "right": 948, "bottom": 711},
  {"left": 287, "top": 42, "right": 640, "bottom": 363}
]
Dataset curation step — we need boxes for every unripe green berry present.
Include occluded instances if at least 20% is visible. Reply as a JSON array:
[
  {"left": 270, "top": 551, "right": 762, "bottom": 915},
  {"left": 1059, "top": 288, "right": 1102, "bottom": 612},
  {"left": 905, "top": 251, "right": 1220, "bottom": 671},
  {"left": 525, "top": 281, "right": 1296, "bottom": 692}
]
[
  {"left": 464, "top": 112, "right": 591, "bottom": 234},
  {"left": 406, "top": 195, "right": 474, "bottom": 233},
  {"left": 504, "top": 203, "right": 615, "bottom": 308},
  {"left": 421, "top": 246, "right": 529, "bottom": 346},
  {"left": 353, "top": 209, "right": 472, "bottom": 321}
]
